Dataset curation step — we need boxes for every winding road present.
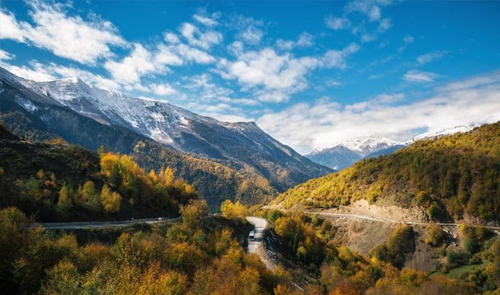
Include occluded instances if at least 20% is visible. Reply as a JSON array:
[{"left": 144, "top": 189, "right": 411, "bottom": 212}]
[
  {"left": 246, "top": 216, "right": 276, "bottom": 271},
  {"left": 246, "top": 216, "right": 305, "bottom": 291}
]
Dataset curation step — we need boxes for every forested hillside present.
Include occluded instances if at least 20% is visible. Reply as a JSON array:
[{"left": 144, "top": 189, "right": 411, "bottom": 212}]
[
  {"left": 0, "top": 124, "right": 197, "bottom": 221},
  {"left": 274, "top": 122, "right": 500, "bottom": 222}
]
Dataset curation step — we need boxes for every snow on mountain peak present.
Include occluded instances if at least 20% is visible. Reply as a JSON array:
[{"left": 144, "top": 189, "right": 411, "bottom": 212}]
[
  {"left": 409, "top": 124, "right": 478, "bottom": 143},
  {"left": 4, "top": 70, "right": 265, "bottom": 149},
  {"left": 325, "top": 136, "right": 403, "bottom": 156}
]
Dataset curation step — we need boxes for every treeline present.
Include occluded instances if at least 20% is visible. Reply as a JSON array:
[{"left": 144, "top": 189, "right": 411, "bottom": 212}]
[
  {"left": 0, "top": 202, "right": 285, "bottom": 295},
  {"left": 0, "top": 132, "right": 197, "bottom": 221},
  {"left": 275, "top": 122, "right": 500, "bottom": 222}
]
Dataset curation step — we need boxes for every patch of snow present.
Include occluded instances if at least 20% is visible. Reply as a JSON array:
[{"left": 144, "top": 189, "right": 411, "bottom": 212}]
[
  {"left": 317, "top": 137, "right": 404, "bottom": 157},
  {"left": 179, "top": 116, "right": 189, "bottom": 126},
  {"left": 15, "top": 96, "right": 38, "bottom": 113}
]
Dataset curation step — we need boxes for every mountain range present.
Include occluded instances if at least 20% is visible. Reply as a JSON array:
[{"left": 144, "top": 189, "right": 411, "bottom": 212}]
[
  {"left": 0, "top": 66, "right": 331, "bottom": 209},
  {"left": 306, "top": 137, "right": 406, "bottom": 170}
]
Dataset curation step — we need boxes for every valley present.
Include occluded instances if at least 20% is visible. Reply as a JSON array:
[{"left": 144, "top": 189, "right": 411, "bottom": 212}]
[
  {"left": 1, "top": 0, "right": 499, "bottom": 294},
  {"left": 2, "top": 85, "right": 500, "bottom": 294}
]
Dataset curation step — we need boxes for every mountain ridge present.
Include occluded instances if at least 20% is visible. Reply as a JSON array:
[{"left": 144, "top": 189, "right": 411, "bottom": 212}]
[
  {"left": 306, "top": 137, "right": 404, "bottom": 170},
  {"left": 0, "top": 66, "right": 331, "bottom": 208}
]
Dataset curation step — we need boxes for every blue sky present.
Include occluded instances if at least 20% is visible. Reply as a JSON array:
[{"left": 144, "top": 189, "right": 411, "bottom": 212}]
[{"left": 0, "top": 0, "right": 499, "bottom": 153}]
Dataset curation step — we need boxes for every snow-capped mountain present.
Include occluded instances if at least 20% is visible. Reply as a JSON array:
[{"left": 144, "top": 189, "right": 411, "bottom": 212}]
[
  {"left": 306, "top": 146, "right": 362, "bottom": 171},
  {"left": 0, "top": 66, "right": 331, "bottom": 195},
  {"left": 410, "top": 124, "right": 478, "bottom": 143},
  {"left": 306, "top": 137, "right": 405, "bottom": 170},
  {"left": 333, "top": 137, "right": 403, "bottom": 157}
]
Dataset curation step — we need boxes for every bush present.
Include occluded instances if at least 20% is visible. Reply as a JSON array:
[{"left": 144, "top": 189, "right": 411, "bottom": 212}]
[{"left": 425, "top": 222, "right": 446, "bottom": 247}]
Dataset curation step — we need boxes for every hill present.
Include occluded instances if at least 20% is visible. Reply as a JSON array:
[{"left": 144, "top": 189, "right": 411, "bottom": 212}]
[
  {"left": 274, "top": 122, "right": 500, "bottom": 223},
  {"left": 0, "top": 124, "right": 199, "bottom": 221}
]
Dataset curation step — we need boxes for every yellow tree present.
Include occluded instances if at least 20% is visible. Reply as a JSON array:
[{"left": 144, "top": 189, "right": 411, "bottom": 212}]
[{"left": 100, "top": 184, "right": 122, "bottom": 212}]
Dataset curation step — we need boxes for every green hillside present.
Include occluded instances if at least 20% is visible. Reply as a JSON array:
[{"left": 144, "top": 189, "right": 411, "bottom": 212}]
[{"left": 274, "top": 122, "right": 500, "bottom": 222}]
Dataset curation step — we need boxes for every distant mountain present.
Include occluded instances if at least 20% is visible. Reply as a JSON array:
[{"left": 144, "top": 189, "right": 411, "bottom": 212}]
[
  {"left": 365, "top": 145, "right": 406, "bottom": 159},
  {"left": 306, "top": 137, "right": 404, "bottom": 170},
  {"left": 306, "top": 146, "right": 362, "bottom": 171},
  {"left": 0, "top": 67, "right": 331, "bottom": 209}
]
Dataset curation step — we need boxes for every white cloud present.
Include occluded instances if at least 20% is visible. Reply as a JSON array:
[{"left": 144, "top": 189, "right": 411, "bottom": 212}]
[
  {"left": 398, "top": 35, "right": 415, "bottom": 53},
  {"left": 327, "top": 0, "right": 398, "bottom": 43},
  {"left": 440, "top": 71, "right": 500, "bottom": 92},
  {"left": 150, "top": 83, "right": 177, "bottom": 96},
  {"left": 155, "top": 44, "right": 184, "bottom": 66},
  {"left": 219, "top": 49, "right": 318, "bottom": 95},
  {"left": 404, "top": 35, "right": 415, "bottom": 44},
  {"left": 0, "top": 59, "right": 121, "bottom": 90},
  {"left": 0, "top": 1, "right": 126, "bottom": 64},
  {"left": 104, "top": 43, "right": 159, "bottom": 84},
  {"left": 239, "top": 26, "right": 264, "bottom": 45},
  {"left": 104, "top": 42, "right": 214, "bottom": 86},
  {"left": 164, "top": 32, "right": 180, "bottom": 44},
  {"left": 277, "top": 32, "right": 315, "bottom": 50},
  {"left": 257, "top": 72, "right": 500, "bottom": 153},
  {"left": 403, "top": 70, "right": 440, "bottom": 83},
  {"left": 276, "top": 39, "right": 295, "bottom": 51},
  {"left": 322, "top": 43, "right": 360, "bottom": 68},
  {"left": 233, "top": 16, "right": 265, "bottom": 45},
  {"left": 417, "top": 51, "right": 448, "bottom": 65},
  {"left": 297, "top": 33, "right": 315, "bottom": 47},
  {"left": 193, "top": 14, "right": 219, "bottom": 27},
  {"left": 185, "top": 73, "right": 233, "bottom": 102},
  {"left": 377, "top": 18, "right": 392, "bottom": 32},
  {"left": 219, "top": 43, "right": 359, "bottom": 102},
  {"left": 345, "top": 0, "right": 397, "bottom": 22},
  {"left": 0, "top": 49, "right": 14, "bottom": 61},
  {"left": 0, "top": 8, "right": 24, "bottom": 41},
  {"left": 325, "top": 16, "right": 351, "bottom": 30},
  {"left": 174, "top": 44, "right": 215, "bottom": 64},
  {"left": 0, "top": 60, "right": 56, "bottom": 81},
  {"left": 179, "top": 22, "right": 222, "bottom": 50}
]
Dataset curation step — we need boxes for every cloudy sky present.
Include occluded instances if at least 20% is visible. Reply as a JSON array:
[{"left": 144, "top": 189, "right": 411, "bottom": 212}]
[{"left": 0, "top": 0, "right": 499, "bottom": 153}]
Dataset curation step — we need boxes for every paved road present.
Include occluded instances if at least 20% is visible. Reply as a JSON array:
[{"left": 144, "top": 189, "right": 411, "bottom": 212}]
[
  {"left": 246, "top": 216, "right": 276, "bottom": 271},
  {"left": 305, "top": 211, "right": 500, "bottom": 231},
  {"left": 246, "top": 216, "right": 305, "bottom": 291},
  {"left": 37, "top": 217, "right": 178, "bottom": 230}
]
